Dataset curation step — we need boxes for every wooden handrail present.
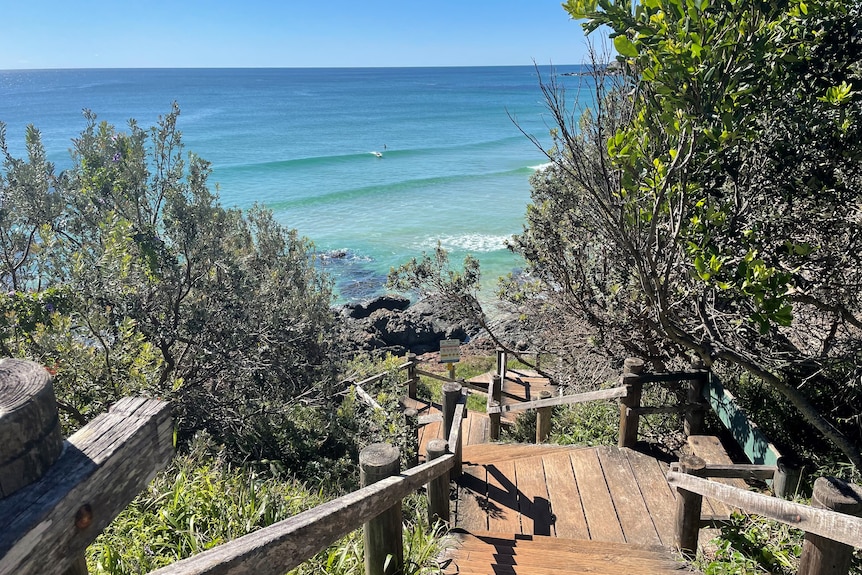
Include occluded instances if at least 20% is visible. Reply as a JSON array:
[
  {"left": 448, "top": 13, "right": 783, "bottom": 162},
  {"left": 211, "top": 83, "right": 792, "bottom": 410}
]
[
  {"left": 148, "top": 453, "right": 455, "bottom": 575},
  {"left": 0, "top": 397, "right": 174, "bottom": 575},
  {"left": 486, "top": 386, "right": 627, "bottom": 415},
  {"left": 149, "top": 364, "right": 465, "bottom": 575},
  {"left": 667, "top": 470, "right": 862, "bottom": 548},
  {"left": 354, "top": 371, "right": 388, "bottom": 388},
  {"left": 688, "top": 463, "right": 778, "bottom": 481},
  {"left": 345, "top": 355, "right": 416, "bottom": 393},
  {"left": 415, "top": 368, "right": 461, "bottom": 384}
]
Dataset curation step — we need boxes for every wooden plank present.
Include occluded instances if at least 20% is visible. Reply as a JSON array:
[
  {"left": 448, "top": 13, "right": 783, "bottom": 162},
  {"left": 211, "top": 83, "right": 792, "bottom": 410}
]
[
  {"left": 442, "top": 533, "right": 688, "bottom": 575},
  {"left": 443, "top": 554, "right": 687, "bottom": 574},
  {"left": 596, "top": 446, "right": 661, "bottom": 546},
  {"left": 417, "top": 413, "right": 442, "bottom": 425},
  {"left": 513, "top": 457, "right": 554, "bottom": 536},
  {"left": 461, "top": 444, "right": 585, "bottom": 466},
  {"left": 446, "top": 531, "right": 676, "bottom": 556},
  {"left": 485, "top": 459, "right": 522, "bottom": 533},
  {"left": 688, "top": 435, "right": 746, "bottom": 519},
  {"left": 703, "top": 375, "right": 782, "bottom": 466},
  {"left": 487, "top": 387, "right": 628, "bottom": 414},
  {"left": 569, "top": 448, "right": 625, "bottom": 542},
  {"left": 542, "top": 452, "right": 588, "bottom": 539},
  {"left": 622, "top": 449, "right": 678, "bottom": 547},
  {"left": 0, "top": 397, "right": 174, "bottom": 575},
  {"left": 455, "top": 465, "right": 488, "bottom": 532},
  {"left": 148, "top": 454, "right": 455, "bottom": 575},
  {"left": 464, "top": 412, "right": 488, "bottom": 447},
  {"left": 667, "top": 471, "right": 862, "bottom": 548},
  {"left": 694, "top": 464, "right": 778, "bottom": 480}
]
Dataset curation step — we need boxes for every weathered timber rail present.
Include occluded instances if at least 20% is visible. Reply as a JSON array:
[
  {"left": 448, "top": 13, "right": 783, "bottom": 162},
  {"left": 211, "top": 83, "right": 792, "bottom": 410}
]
[
  {"left": 670, "top": 458, "right": 862, "bottom": 574},
  {"left": 6, "top": 348, "right": 862, "bottom": 575},
  {"left": 0, "top": 359, "right": 173, "bottom": 575}
]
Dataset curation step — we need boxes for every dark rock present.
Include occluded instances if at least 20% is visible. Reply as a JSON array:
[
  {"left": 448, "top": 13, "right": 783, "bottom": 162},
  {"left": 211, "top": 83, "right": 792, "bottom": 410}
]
[
  {"left": 339, "top": 294, "right": 482, "bottom": 355},
  {"left": 340, "top": 294, "right": 411, "bottom": 320}
]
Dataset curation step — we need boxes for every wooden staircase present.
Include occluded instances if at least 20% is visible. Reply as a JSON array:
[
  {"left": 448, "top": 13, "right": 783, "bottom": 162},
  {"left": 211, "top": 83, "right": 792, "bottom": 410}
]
[{"left": 440, "top": 530, "right": 698, "bottom": 574}]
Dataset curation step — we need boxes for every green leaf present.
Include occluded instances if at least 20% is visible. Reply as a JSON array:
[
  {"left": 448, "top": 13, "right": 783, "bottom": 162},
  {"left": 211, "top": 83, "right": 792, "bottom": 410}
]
[{"left": 614, "top": 35, "right": 639, "bottom": 58}]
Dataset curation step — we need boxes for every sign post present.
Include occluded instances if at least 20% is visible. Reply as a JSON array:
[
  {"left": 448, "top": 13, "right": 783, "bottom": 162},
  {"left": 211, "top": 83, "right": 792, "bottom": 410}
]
[{"left": 439, "top": 339, "right": 460, "bottom": 381}]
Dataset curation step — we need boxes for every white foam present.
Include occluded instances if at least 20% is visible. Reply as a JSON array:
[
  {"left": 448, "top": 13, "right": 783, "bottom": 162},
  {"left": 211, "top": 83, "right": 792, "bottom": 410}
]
[
  {"left": 529, "top": 162, "right": 554, "bottom": 171},
  {"left": 421, "top": 234, "right": 510, "bottom": 253}
]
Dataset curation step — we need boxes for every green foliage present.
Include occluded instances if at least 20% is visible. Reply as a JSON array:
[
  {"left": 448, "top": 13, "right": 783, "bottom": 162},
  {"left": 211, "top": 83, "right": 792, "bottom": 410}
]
[
  {"left": 0, "top": 105, "right": 347, "bottom": 479},
  {"left": 340, "top": 354, "right": 421, "bottom": 473},
  {"left": 697, "top": 512, "right": 804, "bottom": 575},
  {"left": 89, "top": 438, "right": 327, "bottom": 573},
  {"left": 507, "top": 0, "right": 862, "bottom": 467},
  {"left": 551, "top": 401, "right": 619, "bottom": 446}
]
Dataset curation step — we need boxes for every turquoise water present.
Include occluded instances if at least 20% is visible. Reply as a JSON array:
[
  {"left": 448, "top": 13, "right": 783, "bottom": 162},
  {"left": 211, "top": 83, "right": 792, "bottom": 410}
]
[{"left": 0, "top": 67, "right": 586, "bottom": 301}]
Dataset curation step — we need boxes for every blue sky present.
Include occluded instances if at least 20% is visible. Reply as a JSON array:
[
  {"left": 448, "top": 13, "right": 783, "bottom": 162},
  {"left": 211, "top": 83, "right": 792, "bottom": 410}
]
[{"left": 1, "top": 1, "right": 597, "bottom": 69}]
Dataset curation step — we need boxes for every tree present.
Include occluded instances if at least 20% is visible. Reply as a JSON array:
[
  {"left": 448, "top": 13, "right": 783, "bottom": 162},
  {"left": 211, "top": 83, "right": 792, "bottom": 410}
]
[
  {"left": 0, "top": 106, "right": 347, "bottom": 474},
  {"left": 507, "top": 0, "right": 862, "bottom": 466}
]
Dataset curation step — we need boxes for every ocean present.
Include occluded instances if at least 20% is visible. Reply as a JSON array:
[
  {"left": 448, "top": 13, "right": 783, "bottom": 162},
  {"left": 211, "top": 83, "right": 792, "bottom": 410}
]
[{"left": 0, "top": 66, "right": 586, "bottom": 302}]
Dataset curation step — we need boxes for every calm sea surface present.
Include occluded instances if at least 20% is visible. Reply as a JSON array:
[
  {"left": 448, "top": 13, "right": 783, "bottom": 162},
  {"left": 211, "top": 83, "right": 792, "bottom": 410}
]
[{"left": 0, "top": 66, "right": 587, "bottom": 302}]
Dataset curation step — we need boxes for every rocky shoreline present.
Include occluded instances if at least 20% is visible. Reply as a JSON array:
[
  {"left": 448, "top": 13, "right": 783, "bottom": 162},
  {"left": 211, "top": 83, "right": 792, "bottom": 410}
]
[{"left": 337, "top": 294, "right": 531, "bottom": 357}]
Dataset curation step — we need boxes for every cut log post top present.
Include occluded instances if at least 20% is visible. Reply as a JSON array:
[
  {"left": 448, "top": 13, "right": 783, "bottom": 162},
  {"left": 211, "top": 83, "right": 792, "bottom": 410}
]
[
  {"left": 0, "top": 359, "right": 64, "bottom": 499},
  {"left": 0, "top": 392, "right": 174, "bottom": 575}
]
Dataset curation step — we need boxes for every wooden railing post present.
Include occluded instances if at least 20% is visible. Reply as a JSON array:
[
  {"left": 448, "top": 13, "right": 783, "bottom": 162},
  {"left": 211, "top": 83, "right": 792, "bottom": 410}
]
[
  {"left": 489, "top": 400, "right": 501, "bottom": 441},
  {"left": 496, "top": 348, "right": 507, "bottom": 382},
  {"left": 618, "top": 357, "right": 645, "bottom": 448},
  {"left": 489, "top": 373, "right": 502, "bottom": 442},
  {"left": 490, "top": 373, "right": 502, "bottom": 405},
  {"left": 773, "top": 456, "right": 803, "bottom": 499},
  {"left": 672, "top": 455, "right": 705, "bottom": 556},
  {"left": 406, "top": 353, "right": 418, "bottom": 399},
  {"left": 684, "top": 360, "right": 707, "bottom": 437},
  {"left": 442, "top": 382, "right": 461, "bottom": 440},
  {"left": 426, "top": 439, "right": 450, "bottom": 526},
  {"left": 442, "top": 382, "right": 463, "bottom": 480},
  {"left": 0, "top": 359, "right": 83, "bottom": 575},
  {"left": 360, "top": 443, "right": 403, "bottom": 575},
  {"left": 403, "top": 408, "right": 419, "bottom": 469},
  {"left": 536, "top": 390, "right": 553, "bottom": 443},
  {"left": 797, "top": 477, "right": 862, "bottom": 575}
]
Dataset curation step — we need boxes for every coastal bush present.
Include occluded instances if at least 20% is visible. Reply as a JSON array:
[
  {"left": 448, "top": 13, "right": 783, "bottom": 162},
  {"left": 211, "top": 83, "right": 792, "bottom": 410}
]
[
  {"left": 0, "top": 105, "right": 349, "bottom": 480},
  {"left": 500, "top": 0, "right": 862, "bottom": 469}
]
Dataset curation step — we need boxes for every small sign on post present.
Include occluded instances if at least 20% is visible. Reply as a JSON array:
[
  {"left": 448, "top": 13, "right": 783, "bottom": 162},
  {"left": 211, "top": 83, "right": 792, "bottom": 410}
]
[
  {"left": 439, "top": 339, "right": 460, "bottom": 364},
  {"left": 440, "top": 339, "right": 460, "bottom": 382}
]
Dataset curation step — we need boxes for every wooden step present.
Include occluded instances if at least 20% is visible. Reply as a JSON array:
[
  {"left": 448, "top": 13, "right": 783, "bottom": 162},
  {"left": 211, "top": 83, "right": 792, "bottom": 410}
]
[
  {"left": 461, "top": 443, "right": 587, "bottom": 465},
  {"left": 449, "top": 531, "right": 671, "bottom": 556},
  {"left": 440, "top": 531, "right": 698, "bottom": 575}
]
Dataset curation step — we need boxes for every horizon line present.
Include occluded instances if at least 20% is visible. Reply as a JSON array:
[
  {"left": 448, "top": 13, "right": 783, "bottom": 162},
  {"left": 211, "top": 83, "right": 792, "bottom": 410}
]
[{"left": 1, "top": 63, "right": 584, "bottom": 73}]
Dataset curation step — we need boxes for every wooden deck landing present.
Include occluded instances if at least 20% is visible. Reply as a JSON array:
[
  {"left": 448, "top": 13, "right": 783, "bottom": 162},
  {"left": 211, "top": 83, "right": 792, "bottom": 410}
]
[
  {"left": 454, "top": 444, "right": 675, "bottom": 546},
  {"left": 453, "top": 443, "right": 732, "bottom": 549}
]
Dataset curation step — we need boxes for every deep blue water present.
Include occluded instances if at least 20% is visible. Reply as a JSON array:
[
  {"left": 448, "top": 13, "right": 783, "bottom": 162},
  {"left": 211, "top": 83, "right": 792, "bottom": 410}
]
[{"left": 0, "top": 66, "right": 588, "bottom": 301}]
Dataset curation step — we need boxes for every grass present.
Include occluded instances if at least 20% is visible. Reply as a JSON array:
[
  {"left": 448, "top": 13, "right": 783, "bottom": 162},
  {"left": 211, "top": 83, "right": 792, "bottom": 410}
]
[{"left": 88, "top": 436, "right": 447, "bottom": 575}]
